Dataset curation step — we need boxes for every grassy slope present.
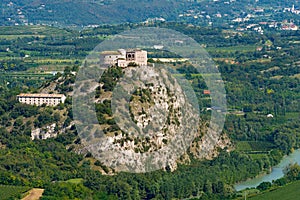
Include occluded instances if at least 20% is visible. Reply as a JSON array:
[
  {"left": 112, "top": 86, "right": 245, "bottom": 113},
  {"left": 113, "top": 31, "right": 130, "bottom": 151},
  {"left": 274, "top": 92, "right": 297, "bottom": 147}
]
[
  {"left": 0, "top": 185, "right": 31, "bottom": 200},
  {"left": 249, "top": 181, "right": 300, "bottom": 200}
]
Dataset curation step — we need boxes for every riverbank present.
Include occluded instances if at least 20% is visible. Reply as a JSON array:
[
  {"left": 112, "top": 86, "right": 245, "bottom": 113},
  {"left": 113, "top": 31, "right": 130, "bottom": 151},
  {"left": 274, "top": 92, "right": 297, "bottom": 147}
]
[{"left": 234, "top": 149, "right": 300, "bottom": 191}]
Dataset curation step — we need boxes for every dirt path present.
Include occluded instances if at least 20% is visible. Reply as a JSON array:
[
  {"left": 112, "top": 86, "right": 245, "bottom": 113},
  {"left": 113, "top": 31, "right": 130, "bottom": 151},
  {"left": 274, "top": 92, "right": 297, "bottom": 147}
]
[{"left": 22, "top": 188, "right": 44, "bottom": 200}]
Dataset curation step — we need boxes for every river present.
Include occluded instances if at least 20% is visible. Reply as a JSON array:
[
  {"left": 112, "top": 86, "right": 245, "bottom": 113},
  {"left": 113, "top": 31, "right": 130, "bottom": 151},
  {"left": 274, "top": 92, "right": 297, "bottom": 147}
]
[{"left": 234, "top": 149, "right": 300, "bottom": 191}]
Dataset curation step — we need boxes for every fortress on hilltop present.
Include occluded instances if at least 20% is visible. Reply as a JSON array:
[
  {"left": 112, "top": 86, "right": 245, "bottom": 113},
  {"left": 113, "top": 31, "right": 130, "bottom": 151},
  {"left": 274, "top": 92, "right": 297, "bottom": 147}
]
[{"left": 101, "top": 49, "right": 147, "bottom": 67}]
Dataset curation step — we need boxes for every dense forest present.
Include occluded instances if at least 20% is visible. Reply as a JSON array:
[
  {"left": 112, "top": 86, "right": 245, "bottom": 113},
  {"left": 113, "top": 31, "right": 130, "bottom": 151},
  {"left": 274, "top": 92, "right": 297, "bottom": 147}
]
[{"left": 0, "top": 22, "right": 299, "bottom": 199}]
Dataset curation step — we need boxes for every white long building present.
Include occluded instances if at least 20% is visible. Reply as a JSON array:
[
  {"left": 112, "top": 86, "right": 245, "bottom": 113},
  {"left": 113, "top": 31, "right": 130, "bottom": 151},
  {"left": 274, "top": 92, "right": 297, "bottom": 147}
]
[
  {"left": 17, "top": 93, "right": 66, "bottom": 106},
  {"left": 101, "top": 49, "right": 147, "bottom": 67}
]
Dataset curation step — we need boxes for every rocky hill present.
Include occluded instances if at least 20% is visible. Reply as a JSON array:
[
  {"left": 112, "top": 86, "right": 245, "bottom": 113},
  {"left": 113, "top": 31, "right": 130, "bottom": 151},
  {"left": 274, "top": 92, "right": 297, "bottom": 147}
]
[
  {"left": 78, "top": 64, "right": 233, "bottom": 173},
  {"left": 2, "top": 62, "right": 232, "bottom": 174}
]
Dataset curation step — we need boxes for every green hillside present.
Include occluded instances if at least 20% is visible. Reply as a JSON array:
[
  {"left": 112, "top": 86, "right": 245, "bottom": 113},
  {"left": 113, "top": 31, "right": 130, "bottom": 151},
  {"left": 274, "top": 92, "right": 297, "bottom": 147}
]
[
  {"left": 0, "top": 185, "right": 31, "bottom": 200},
  {"left": 1, "top": 0, "right": 300, "bottom": 27},
  {"left": 1, "top": 0, "right": 187, "bottom": 26},
  {"left": 249, "top": 181, "right": 300, "bottom": 200}
]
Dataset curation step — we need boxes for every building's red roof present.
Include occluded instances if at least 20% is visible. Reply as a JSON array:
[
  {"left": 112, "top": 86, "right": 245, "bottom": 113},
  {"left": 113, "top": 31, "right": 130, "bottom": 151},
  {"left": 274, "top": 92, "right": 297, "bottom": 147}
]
[{"left": 203, "top": 90, "right": 211, "bottom": 95}]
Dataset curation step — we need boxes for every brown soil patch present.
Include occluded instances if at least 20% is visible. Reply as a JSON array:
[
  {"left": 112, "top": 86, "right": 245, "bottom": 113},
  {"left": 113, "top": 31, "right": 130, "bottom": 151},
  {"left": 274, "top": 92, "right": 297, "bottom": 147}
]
[{"left": 22, "top": 188, "right": 44, "bottom": 200}]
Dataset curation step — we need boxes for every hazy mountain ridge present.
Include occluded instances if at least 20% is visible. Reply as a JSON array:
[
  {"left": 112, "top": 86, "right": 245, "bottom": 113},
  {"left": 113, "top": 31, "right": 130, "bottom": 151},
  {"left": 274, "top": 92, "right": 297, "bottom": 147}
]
[
  {"left": 2, "top": 0, "right": 300, "bottom": 29},
  {"left": 1, "top": 0, "right": 189, "bottom": 26}
]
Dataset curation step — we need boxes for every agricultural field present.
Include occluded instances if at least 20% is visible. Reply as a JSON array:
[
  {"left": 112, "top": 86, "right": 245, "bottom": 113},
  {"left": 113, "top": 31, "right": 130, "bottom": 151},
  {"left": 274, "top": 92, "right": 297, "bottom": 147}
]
[
  {"left": 0, "top": 25, "right": 87, "bottom": 88},
  {"left": 0, "top": 185, "right": 31, "bottom": 200},
  {"left": 249, "top": 181, "right": 300, "bottom": 200},
  {"left": 236, "top": 141, "right": 275, "bottom": 153},
  {"left": 207, "top": 45, "right": 257, "bottom": 53},
  {"left": 65, "top": 178, "right": 84, "bottom": 184},
  {"left": 0, "top": 26, "right": 76, "bottom": 39},
  {"left": 0, "top": 72, "right": 54, "bottom": 88}
]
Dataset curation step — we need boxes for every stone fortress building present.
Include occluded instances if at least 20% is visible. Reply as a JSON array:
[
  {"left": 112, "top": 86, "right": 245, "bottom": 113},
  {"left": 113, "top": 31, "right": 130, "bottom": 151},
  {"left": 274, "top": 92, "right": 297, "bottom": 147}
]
[
  {"left": 17, "top": 93, "right": 66, "bottom": 106},
  {"left": 101, "top": 49, "right": 147, "bottom": 67}
]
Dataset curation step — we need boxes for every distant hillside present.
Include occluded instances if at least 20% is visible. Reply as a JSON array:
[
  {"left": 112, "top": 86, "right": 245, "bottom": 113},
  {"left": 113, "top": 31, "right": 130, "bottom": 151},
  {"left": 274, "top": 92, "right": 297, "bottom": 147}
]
[
  {"left": 2, "top": 0, "right": 300, "bottom": 28},
  {"left": 1, "top": 0, "right": 190, "bottom": 26}
]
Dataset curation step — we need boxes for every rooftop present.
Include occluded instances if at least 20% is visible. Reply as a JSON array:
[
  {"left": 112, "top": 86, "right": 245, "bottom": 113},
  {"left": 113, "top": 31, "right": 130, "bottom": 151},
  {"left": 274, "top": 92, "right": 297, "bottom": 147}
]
[{"left": 17, "top": 93, "right": 65, "bottom": 98}]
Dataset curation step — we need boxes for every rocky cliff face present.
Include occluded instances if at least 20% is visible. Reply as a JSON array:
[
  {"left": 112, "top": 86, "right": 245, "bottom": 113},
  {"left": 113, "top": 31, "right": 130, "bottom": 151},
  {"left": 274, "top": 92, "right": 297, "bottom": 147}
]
[
  {"left": 88, "top": 65, "right": 232, "bottom": 173},
  {"left": 38, "top": 65, "right": 232, "bottom": 173},
  {"left": 189, "top": 121, "right": 232, "bottom": 161}
]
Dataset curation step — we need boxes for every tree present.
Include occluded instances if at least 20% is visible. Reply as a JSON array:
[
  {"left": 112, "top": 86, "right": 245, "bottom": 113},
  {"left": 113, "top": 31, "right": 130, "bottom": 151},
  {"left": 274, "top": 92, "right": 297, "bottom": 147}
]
[
  {"left": 284, "top": 163, "right": 300, "bottom": 181},
  {"left": 257, "top": 182, "right": 272, "bottom": 191},
  {"left": 273, "top": 131, "right": 295, "bottom": 154},
  {"left": 273, "top": 177, "right": 287, "bottom": 186},
  {"left": 203, "top": 180, "right": 212, "bottom": 195},
  {"left": 54, "top": 113, "right": 61, "bottom": 122}
]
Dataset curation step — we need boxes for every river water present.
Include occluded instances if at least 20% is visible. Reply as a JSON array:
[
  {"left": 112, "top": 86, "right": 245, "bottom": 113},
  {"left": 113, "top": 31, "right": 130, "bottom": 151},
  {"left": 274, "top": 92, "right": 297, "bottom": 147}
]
[{"left": 234, "top": 149, "right": 300, "bottom": 191}]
